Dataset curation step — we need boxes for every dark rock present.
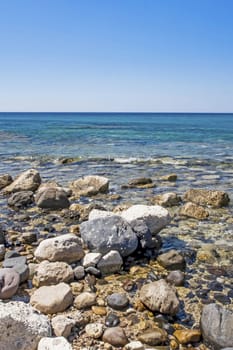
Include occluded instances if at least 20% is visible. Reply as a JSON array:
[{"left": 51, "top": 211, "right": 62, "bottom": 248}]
[
  {"left": 105, "top": 313, "right": 120, "bottom": 327},
  {"left": 85, "top": 266, "right": 101, "bottom": 277},
  {"left": 213, "top": 294, "right": 231, "bottom": 304},
  {"left": 8, "top": 191, "right": 34, "bottom": 208},
  {"left": 0, "top": 173, "right": 13, "bottom": 190},
  {"left": 166, "top": 270, "right": 185, "bottom": 286},
  {"left": 107, "top": 293, "right": 129, "bottom": 310},
  {"left": 21, "top": 232, "right": 37, "bottom": 244},
  {"left": 4, "top": 250, "right": 21, "bottom": 259},
  {"left": 130, "top": 219, "right": 155, "bottom": 249},
  {"left": 157, "top": 249, "right": 185, "bottom": 271},
  {"left": 80, "top": 216, "right": 138, "bottom": 257},
  {"left": 201, "top": 303, "right": 233, "bottom": 349}
]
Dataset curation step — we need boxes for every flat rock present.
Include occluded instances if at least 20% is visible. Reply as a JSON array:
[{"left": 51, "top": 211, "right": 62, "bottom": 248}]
[
  {"left": 0, "top": 173, "right": 13, "bottom": 190},
  {"left": 37, "top": 337, "right": 72, "bottom": 350},
  {"left": 34, "top": 234, "right": 84, "bottom": 263},
  {"left": 70, "top": 175, "right": 109, "bottom": 196},
  {"left": 184, "top": 188, "right": 230, "bottom": 208},
  {"left": 30, "top": 282, "right": 73, "bottom": 314},
  {"left": 107, "top": 292, "right": 129, "bottom": 310},
  {"left": 138, "top": 328, "right": 167, "bottom": 346},
  {"left": 151, "top": 192, "right": 181, "bottom": 207},
  {"left": 35, "top": 186, "right": 70, "bottom": 209},
  {"left": 51, "top": 315, "right": 75, "bottom": 337},
  {"left": 74, "top": 292, "right": 96, "bottom": 309},
  {"left": 157, "top": 249, "right": 185, "bottom": 270},
  {"left": 0, "top": 268, "right": 20, "bottom": 299},
  {"left": 80, "top": 216, "right": 138, "bottom": 257},
  {"left": 33, "top": 261, "right": 74, "bottom": 287},
  {"left": 0, "top": 301, "right": 51, "bottom": 350},
  {"left": 102, "top": 326, "right": 128, "bottom": 347},
  {"left": 139, "top": 279, "right": 180, "bottom": 315},
  {"left": 180, "top": 202, "right": 209, "bottom": 220},
  {"left": 201, "top": 303, "right": 233, "bottom": 349},
  {"left": 97, "top": 250, "right": 123, "bottom": 274},
  {"left": 121, "top": 205, "right": 171, "bottom": 235},
  {"left": 3, "top": 169, "right": 41, "bottom": 193},
  {"left": 173, "top": 329, "right": 201, "bottom": 344},
  {"left": 8, "top": 191, "right": 34, "bottom": 208}
]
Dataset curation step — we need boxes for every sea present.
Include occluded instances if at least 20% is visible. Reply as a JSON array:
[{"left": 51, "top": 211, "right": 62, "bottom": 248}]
[{"left": 0, "top": 112, "right": 233, "bottom": 206}]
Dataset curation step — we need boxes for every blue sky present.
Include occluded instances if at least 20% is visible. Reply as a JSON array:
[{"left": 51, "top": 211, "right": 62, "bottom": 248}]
[{"left": 0, "top": 0, "right": 233, "bottom": 112}]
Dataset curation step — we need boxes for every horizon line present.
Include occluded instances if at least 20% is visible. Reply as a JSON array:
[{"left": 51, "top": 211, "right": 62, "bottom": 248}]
[{"left": 0, "top": 111, "right": 233, "bottom": 114}]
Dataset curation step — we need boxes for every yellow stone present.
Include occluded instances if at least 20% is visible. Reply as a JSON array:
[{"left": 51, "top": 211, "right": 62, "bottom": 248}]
[
  {"left": 174, "top": 329, "right": 201, "bottom": 344},
  {"left": 92, "top": 306, "right": 107, "bottom": 316}
]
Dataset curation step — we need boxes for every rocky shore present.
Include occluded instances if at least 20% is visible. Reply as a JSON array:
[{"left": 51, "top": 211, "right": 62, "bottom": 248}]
[{"left": 0, "top": 168, "right": 233, "bottom": 350}]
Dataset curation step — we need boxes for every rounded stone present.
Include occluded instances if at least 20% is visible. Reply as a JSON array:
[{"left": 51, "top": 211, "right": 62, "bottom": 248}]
[
  {"left": 105, "top": 313, "right": 120, "bottom": 327},
  {"left": 0, "top": 268, "right": 20, "bottom": 299},
  {"left": 85, "top": 322, "right": 104, "bottom": 339},
  {"left": 102, "top": 326, "right": 128, "bottom": 347},
  {"left": 166, "top": 270, "right": 185, "bottom": 286},
  {"left": 32, "top": 261, "right": 74, "bottom": 287},
  {"left": 74, "top": 292, "right": 96, "bottom": 309},
  {"left": 107, "top": 292, "right": 129, "bottom": 310}
]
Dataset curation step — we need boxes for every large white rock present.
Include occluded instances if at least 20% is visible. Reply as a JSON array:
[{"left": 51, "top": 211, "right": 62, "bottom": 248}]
[
  {"left": 121, "top": 204, "right": 171, "bottom": 235},
  {"left": 34, "top": 234, "right": 84, "bottom": 263},
  {"left": 3, "top": 169, "right": 41, "bottom": 193},
  {"left": 0, "top": 301, "right": 51, "bottom": 350},
  {"left": 38, "top": 337, "right": 72, "bottom": 350},
  {"left": 70, "top": 175, "right": 109, "bottom": 197},
  {"left": 32, "top": 261, "right": 74, "bottom": 287}
]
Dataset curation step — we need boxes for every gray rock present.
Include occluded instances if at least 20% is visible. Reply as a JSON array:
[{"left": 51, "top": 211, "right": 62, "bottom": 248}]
[
  {"left": 80, "top": 216, "right": 138, "bottom": 257},
  {"left": 35, "top": 187, "right": 70, "bottom": 210},
  {"left": 139, "top": 279, "right": 180, "bottom": 315},
  {"left": 85, "top": 266, "right": 101, "bottom": 277},
  {"left": 166, "top": 270, "right": 185, "bottom": 286},
  {"left": 88, "top": 209, "right": 114, "bottom": 221},
  {"left": 73, "top": 265, "right": 85, "bottom": 280},
  {"left": 70, "top": 175, "right": 109, "bottom": 197},
  {"left": 21, "top": 231, "right": 37, "bottom": 244},
  {"left": 4, "top": 250, "right": 20, "bottom": 259},
  {"left": 38, "top": 337, "right": 72, "bottom": 350},
  {"left": 201, "top": 303, "right": 233, "bottom": 349},
  {"left": 82, "top": 252, "right": 102, "bottom": 268},
  {"left": 3, "top": 169, "right": 41, "bottom": 194},
  {"left": 0, "top": 268, "right": 20, "bottom": 299},
  {"left": 130, "top": 219, "right": 154, "bottom": 249},
  {"left": 157, "top": 249, "right": 185, "bottom": 271},
  {"left": 0, "top": 173, "right": 13, "bottom": 190},
  {"left": 34, "top": 234, "right": 84, "bottom": 263},
  {"left": 52, "top": 315, "right": 75, "bottom": 337},
  {"left": 3, "top": 256, "right": 29, "bottom": 283},
  {"left": 0, "top": 244, "right": 6, "bottom": 260},
  {"left": 0, "top": 227, "right": 5, "bottom": 244},
  {"left": 0, "top": 301, "right": 51, "bottom": 350},
  {"left": 102, "top": 326, "right": 128, "bottom": 347},
  {"left": 30, "top": 282, "right": 73, "bottom": 314},
  {"left": 97, "top": 250, "right": 123, "bottom": 275},
  {"left": 121, "top": 204, "right": 171, "bottom": 235},
  {"left": 8, "top": 191, "right": 34, "bottom": 208},
  {"left": 107, "top": 292, "right": 129, "bottom": 310},
  {"left": 32, "top": 260, "right": 74, "bottom": 287},
  {"left": 151, "top": 192, "right": 181, "bottom": 207}
]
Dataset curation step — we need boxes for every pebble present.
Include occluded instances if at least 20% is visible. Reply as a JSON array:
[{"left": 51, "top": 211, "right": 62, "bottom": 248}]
[
  {"left": 74, "top": 292, "right": 96, "bottom": 309},
  {"left": 138, "top": 328, "right": 167, "bottom": 346},
  {"left": 102, "top": 326, "right": 128, "bottom": 347},
  {"left": 107, "top": 292, "right": 129, "bottom": 310},
  {"left": 73, "top": 265, "right": 85, "bottom": 280},
  {"left": 85, "top": 323, "right": 105, "bottom": 339},
  {"left": 105, "top": 313, "right": 120, "bottom": 327},
  {"left": 173, "top": 329, "right": 201, "bottom": 344}
]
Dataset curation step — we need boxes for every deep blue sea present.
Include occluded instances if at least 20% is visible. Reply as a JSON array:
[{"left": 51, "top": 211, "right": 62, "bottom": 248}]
[{"left": 0, "top": 113, "right": 233, "bottom": 205}]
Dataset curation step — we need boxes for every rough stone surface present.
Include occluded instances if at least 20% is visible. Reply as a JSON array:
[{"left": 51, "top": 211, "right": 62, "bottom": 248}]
[
  {"left": 35, "top": 186, "right": 70, "bottom": 209},
  {"left": 3, "top": 169, "right": 41, "bottom": 193},
  {"left": 157, "top": 249, "right": 185, "bottom": 270},
  {"left": 184, "top": 188, "right": 230, "bottom": 208},
  {"left": 88, "top": 209, "right": 115, "bottom": 221},
  {"left": 107, "top": 292, "right": 129, "bottom": 310},
  {"left": 3, "top": 256, "right": 29, "bottom": 283},
  {"left": 0, "top": 268, "right": 20, "bottom": 299},
  {"left": 138, "top": 328, "right": 167, "bottom": 346},
  {"left": 139, "top": 279, "right": 180, "bottom": 315},
  {"left": 30, "top": 282, "right": 73, "bottom": 314},
  {"left": 121, "top": 204, "right": 171, "bottom": 235},
  {"left": 130, "top": 219, "right": 155, "bottom": 249},
  {"left": 80, "top": 216, "right": 138, "bottom": 257},
  {"left": 34, "top": 234, "right": 84, "bottom": 263},
  {"left": 32, "top": 261, "right": 74, "bottom": 287},
  {"left": 37, "top": 337, "right": 72, "bottom": 350},
  {"left": 83, "top": 252, "right": 102, "bottom": 268},
  {"left": 74, "top": 292, "right": 96, "bottom": 309},
  {"left": 0, "top": 301, "right": 51, "bottom": 350},
  {"left": 0, "top": 173, "right": 13, "bottom": 190},
  {"left": 151, "top": 192, "right": 181, "bottom": 207},
  {"left": 51, "top": 315, "right": 75, "bottom": 337},
  {"left": 8, "top": 191, "right": 34, "bottom": 208},
  {"left": 102, "top": 326, "right": 128, "bottom": 347},
  {"left": 97, "top": 250, "right": 123, "bottom": 275},
  {"left": 173, "top": 329, "right": 201, "bottom": 344},
  {"left": 180, "top": 202, "right": 209, "bottom": 220},
  {"left": 73, "top": 265, "right": 85, "bottom": 280},
  {"left": 85, "top": 323, "right": 104, "bottom": 339},
  {"left": 70, "top": 175, "right": 109, "bottom": 196},
  {"left": 200, "top": 303, "right": 233, "bottom": 350}
]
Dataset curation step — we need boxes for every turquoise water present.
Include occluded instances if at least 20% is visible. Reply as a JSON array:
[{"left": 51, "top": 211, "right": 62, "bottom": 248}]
[{"left": 0, "top": 113, "right": 233, "bottom": 161}]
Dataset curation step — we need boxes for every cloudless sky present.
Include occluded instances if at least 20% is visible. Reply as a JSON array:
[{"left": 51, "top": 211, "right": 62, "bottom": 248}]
[{"left": 0, "top": 0, "right": 233, "bottom": 112}]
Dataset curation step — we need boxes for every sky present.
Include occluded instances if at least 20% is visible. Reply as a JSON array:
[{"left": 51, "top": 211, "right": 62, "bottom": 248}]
[{"left": 0, "top": 0, "right": 233, "bottom": 112}]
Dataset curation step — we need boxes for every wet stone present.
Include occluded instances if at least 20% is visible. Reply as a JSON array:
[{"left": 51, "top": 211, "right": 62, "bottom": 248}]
[
  {"left": 157, "top": 249, "right": 185, "bottom": 271},
  {"left": 105, "top": 313, "right": 120, "bottom": 327},
  {"left": 166, "top": 270, "right": 185, "bottom": 286},
  {"left": 107, "top": 292, "right": 129, "bottom": 310}
]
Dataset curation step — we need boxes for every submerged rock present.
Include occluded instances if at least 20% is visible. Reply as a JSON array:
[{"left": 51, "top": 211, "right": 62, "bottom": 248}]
[
  {"left": 180, "top": 202, "right": 209, "bottom": 220},
  {"left": 35, "top": 186, "right": 70, "bottom": 209},
  {"left": 184, "top": 188, "right": 230, "bottom": 208},
  {"left": 151, "top": 192, "right": 181, "bottom": 207},
  {"left": 157, "top": 249, "right": 185, "bottom": 271},
  {"left": 0, "top": 173, "right": 13, "bottom": 190},
  {"left": 8, "top": 191, "right": 34, "bottom": 208}
]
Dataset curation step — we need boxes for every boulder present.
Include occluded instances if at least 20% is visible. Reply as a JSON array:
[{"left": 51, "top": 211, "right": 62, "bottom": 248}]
[
  {"left": 0, "top": 173, "right": 13, "bottom": 190},
  {"left": 35, "top": 187, "right": 70, "bottom": 210},
  {"left": 30, "top": 282, "right": 73, "bottom": 314},
  {"left": 97, "top": 250, "right": 123, "bottom": 274},
  {"left": 180, "top": 202, "right": 209, "bottom": 220},
  {"left": 151, "top": 192, "right": 181, "bottom": 207},
  {"left": 37, "top": 337, "right": 72, "bottom": 350},
  {"left": 184, "top": 188, "right": 230, "bottom": 208},
  {"left": 34, "top": 234, "right": 84, "bottom": 263},
  {"left": 139, "top": 279, "right": 179, "bottom": 315},
  {"left": 3, "top": 169, "right": 41, "bottom": 193},
  {"left": 70, "top": 175, "right": 109, "bottom": 197},
  {"left": 121, "top": 205, "right": 171, "bottom": 235},
  {"left": 0, "top": 268, "right": 20, "bottom": 299},
  {"left": 157, "top": 249, "right": 185, "bottom": 270},
  {"left": 200, "top": 303, "right": 233, "bottom": 349},
  {"left": 8, "top": 191, "right": 34, "bottom": 208},
  {"left": 32, "top": 261, "right": 74, "bottom": 287},
  {"left": 0, "top": 301, "right": 51, "bottom": 350},
  {"left": 80, "top": 216, "right": 138, "bottom": 257}
]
